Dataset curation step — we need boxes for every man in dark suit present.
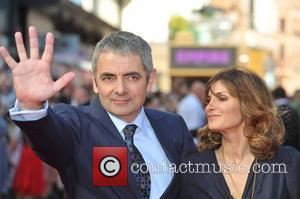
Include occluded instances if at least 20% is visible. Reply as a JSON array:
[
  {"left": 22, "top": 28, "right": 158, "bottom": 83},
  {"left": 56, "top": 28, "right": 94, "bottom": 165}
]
[{"left": 0, "top": 26, "right": 195, "bottom": 199}]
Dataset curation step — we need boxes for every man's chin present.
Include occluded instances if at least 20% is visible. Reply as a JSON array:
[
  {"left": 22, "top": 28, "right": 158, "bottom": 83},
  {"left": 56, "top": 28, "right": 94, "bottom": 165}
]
[{"left": 108, "top": 109, "right": 131, "bottom": 117}]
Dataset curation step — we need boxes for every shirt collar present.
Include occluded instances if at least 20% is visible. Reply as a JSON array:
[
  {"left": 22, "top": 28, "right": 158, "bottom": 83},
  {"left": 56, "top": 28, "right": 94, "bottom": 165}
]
[
  {"left": 274, "top": 98, "right": 289, "bottom": 106},
  {"left": 107, "top": 107, "right": 148, "bottom": 134}
]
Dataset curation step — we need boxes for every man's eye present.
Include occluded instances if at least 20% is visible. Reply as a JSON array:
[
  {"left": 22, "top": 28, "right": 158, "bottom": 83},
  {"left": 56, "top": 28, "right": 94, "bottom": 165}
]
[
  {"left": 127, "top": 75, "right": 140, "bottom": 80},
  {"left": 102, "top": 76, "right": 114, "bottom": 81}
]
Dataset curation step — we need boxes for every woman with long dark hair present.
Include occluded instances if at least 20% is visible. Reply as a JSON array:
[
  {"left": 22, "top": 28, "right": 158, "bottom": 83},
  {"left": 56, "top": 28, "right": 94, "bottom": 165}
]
[{"left": 181, "top": 68, "right": 300, "bottom": 199}]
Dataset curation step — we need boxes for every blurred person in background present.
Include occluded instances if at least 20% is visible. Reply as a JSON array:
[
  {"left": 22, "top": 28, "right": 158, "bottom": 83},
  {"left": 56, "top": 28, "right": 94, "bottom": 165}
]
[
  {"left": 292, "top": 89, "right": 300, "bottom": 148},
  {"left": 0, "top": 72, "right": 16, "bottom": 112},
  {"left": 181, "top": 68, "right": 300, "bottom": 199},
  {"left": 144, "top": 92, "right": 161, "bottom": 109},
  {"left": 291, "top": 90, "right": 300, "bottom": 108},
  {"left": 55, "top": 83, "right": 73, "bottom": 104},
  {"left": 0, "top": 100, "right": 10, "bottom": 198},
  {"left": 291, "top": 89, "right": 300, "bottom": 119},
  {"left": 144, "top": 91, "right": 179, "bottom": 113},
  {"left": 272, "top": 86, "right": 300, "bottom": 150},
  {"left": 46, "top": 167, "right": 66, "bottom": 199},
  {"left": 0, "top": 26, "right": 195, "bottom": 199},
  {"left": 159, "top": 92, "right": 178, "bottom": 113},
  {"left": 177, "top": 81, "right": 207, "bottom": 139},
  {"left": 171, "top": 78, "right": 189, "bottom": 102},
  {"left": 12, "top": 134, "right": 47, "bottom": 199},
  {"left": 6, "top": 125, "right": 23, "bottom": 199},
  {"left": 78, "top": 67, "right": 94, "bottom": 93},
  {"left": 70, "top": 85, "right": 91, "bottom": 106}
]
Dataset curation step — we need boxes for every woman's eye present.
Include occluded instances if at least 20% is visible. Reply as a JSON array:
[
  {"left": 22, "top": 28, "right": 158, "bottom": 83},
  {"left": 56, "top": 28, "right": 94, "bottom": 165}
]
[
  {"left": 219, "top": 96, "right": 228, "bottom": 101},
  {"left": 205, "top": 98, "right": 211, "bottom": 105}
]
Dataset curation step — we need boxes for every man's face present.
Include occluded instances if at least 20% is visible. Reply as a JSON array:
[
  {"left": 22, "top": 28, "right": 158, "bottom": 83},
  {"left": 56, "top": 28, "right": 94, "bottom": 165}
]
[{"left": 93, "top": 52, "right": 156, "bottom": 122}]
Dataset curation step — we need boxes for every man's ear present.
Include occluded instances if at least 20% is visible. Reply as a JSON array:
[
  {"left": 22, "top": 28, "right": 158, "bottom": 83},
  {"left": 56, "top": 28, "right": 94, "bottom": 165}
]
[
  {"left": 146, "top": 69, "right": 157, "bottom": 92},
  {"left": 92, "top": 77, "right": 99, "bottom": 94}
]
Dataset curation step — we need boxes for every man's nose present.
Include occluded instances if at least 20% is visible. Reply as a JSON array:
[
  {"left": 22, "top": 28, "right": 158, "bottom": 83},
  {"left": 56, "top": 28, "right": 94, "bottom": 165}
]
[{"left": 115, "top": 79, "right": 126, "bottom": 94}]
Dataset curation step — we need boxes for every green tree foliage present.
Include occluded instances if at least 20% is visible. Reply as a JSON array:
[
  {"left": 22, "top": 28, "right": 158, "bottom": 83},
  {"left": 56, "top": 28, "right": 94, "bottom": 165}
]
[{"left": 168, "top": 15, "right": 190, "bottom": 40}]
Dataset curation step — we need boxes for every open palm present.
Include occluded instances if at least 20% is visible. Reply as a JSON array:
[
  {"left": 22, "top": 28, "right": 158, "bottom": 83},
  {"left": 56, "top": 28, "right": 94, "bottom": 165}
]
[{"left": 0, "top": 26, "right": 75, "bottom": 109}]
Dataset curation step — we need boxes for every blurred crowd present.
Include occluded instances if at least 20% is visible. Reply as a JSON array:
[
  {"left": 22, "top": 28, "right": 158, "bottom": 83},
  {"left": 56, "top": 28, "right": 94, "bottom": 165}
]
[{"left": 1, "top": 61, "right": 300, "bottom": 199}]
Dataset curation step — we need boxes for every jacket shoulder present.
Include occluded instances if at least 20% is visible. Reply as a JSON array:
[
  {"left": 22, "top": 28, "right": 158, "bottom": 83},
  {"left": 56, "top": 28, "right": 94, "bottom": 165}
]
[{"left": 144, "top": 108, "right": 182, "bottom": 120}]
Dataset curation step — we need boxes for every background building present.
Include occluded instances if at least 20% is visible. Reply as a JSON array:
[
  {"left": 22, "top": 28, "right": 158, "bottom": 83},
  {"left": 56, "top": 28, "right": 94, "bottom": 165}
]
[
  {"left": 167, "top": 0, "right": 300, "bottom": 95},
  {"left": 0, "top": 0, "right": 130, "bottom": 70}
]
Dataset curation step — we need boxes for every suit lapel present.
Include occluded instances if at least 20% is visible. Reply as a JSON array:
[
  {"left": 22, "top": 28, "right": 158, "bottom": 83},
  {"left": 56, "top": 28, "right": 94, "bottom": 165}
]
[
  {"left": 87, "top": 97, "right": 125, "bottom": 146},
  {"left": 145, "top": 109, "right": 176, "bottom": 164},
  {"left": 87, "top": 97, "right": 139, "bottom": 198}
]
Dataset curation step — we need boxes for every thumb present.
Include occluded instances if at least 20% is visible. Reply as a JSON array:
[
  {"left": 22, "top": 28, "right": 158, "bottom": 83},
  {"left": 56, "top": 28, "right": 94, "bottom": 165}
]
[{"left": 53, "top": 72, "right": 75, "bottom": 93}]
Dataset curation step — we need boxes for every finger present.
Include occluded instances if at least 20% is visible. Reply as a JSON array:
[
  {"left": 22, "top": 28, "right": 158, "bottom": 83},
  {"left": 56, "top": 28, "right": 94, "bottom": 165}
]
[
  {"left": 0, "top": 47, "right": 18, "bottom": 69},
  {"left": 42, "top": 32, "right": 54, "bottom": 63},
  {"left": 15, "top": 32, "right": 28, "bottom": 61},
  {"left": 53, "top": 72, "right": 75, "bottom": 93},
  {"left": 29, "top": 26, "right": 39, "bottom": 59}
]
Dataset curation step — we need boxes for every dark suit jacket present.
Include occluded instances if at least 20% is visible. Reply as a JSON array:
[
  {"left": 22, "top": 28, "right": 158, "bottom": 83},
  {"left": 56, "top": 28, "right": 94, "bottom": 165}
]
[
  {"left": 12, "top": 97, "right": 196, "bottom": 199},
  {"left": 278, "top": 104, "right": 300, "bottom": 150}
]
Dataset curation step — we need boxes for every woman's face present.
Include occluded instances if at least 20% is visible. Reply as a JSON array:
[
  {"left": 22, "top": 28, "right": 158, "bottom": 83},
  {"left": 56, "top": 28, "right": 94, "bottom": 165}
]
[{"left": 205, "top": 81, "right": 244, "bottom": 133}]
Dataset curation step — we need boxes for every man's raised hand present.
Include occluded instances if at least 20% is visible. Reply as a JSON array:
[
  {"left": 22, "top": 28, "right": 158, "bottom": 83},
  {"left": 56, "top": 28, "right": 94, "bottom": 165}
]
[{"left": 0, "top": 26, "right": 75, "bottom": 109}]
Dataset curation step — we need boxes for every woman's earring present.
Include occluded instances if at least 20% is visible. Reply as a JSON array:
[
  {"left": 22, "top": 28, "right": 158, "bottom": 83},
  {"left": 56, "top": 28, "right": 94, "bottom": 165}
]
[{"left": 208, "top": 131, "right": 221, "bottom": 145}]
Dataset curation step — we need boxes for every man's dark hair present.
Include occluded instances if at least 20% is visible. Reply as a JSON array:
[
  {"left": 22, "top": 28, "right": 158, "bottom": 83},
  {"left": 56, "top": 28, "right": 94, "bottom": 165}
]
[{"left": 272, "top": 86, "right": 287, "bottom": 99}]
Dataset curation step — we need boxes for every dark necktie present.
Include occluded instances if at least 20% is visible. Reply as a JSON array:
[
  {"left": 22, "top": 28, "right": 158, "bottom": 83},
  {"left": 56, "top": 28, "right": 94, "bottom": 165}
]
[{"left": 123, "top": 124, "right": 151, "bottom": 199}]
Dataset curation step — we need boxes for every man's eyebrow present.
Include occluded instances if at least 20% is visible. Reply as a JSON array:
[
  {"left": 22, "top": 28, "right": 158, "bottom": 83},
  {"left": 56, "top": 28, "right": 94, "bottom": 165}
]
[
  {"left": 100, "top": 73, "right": 116, "bottom": 77},
  {"left": 124, "top": 72, "right": 142, "bottom": 77},
  {"left": 98, "top": 72, "right": 143, "bottom": 78}
]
